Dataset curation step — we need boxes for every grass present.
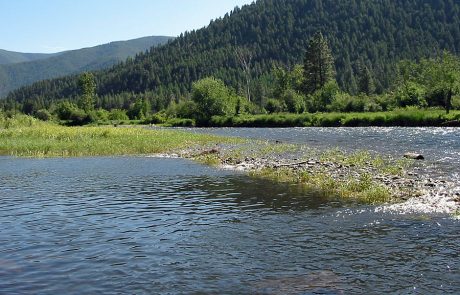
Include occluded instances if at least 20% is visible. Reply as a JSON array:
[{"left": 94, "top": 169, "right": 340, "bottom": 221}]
[
  {"left": 0, "top": 116, "right": 239, "bottom": 158},
  {"left": 251, "top": 167, "right": 393, "bottom": 204},
  {"left": 245, "top": 149, "right": 408, "bottom": 204},
  {"left": 0, "top": 114, "right": 415, "bottom": 204},
  {"left": 207, "top": 109, "right": 460, "bottom": 127}
]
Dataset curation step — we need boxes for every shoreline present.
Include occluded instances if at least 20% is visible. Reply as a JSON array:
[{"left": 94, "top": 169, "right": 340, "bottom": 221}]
[
  {"left": 1, "top": 119, "right": 458, "bottom": 214},
  {"left": 158, "top": 142, "right": 460, "bottom": 214}
]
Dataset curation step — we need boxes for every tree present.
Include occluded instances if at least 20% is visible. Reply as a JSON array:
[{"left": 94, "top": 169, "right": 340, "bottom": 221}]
[
  {"left": 422, "top": 51, "right": 460, "bottom": 114},
  {"left": 127, "top": 98, "right": 151, "bottom": 120},
  {"left": 303, "top": 32, "right": 336, "bottom": 94},
  {"left": 357, "top": 63, "right": 376, "bottom": 95},
  {"left": 273, "top": 65, "right": 290, "bottom": 98},
  {"left": 78, "top": 72, "right": 96, "bottom": 112},
  {"left": 235, "top": 47, "right": 253, "bottom": 102},
  {"left": 397, "top": 51, "right": 460, "bottom": 113},
  {"left": 191, "top": 77, "right": 235, "bottom": 122}
]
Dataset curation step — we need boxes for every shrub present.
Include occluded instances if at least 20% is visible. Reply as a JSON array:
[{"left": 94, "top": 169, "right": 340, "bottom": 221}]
[
  {"left": 395, "top": 81, "right": 427, "bottom": 107},
  {"left": 265, "top": 99, "right": 284, "bottom": 114},
  {"left": 95, "top": 109, "right": 110, "bottom": 121},
  {"left": 147, "top": 113, "right": 166, "bottom": 124},
  {"left": 191, "top": 77, "right": 235, "bottom": 122},
  {"left": 34, "top": 109, "right": 52, "bottom": 121},
  {"left": 176, "top": 100, "right": 198, "bottom": 118},
  {"left": 55, "top": 101, "right": 81, "bottom": 121},
  {"left": 166, "top": 118, "right": 195, "bottom": 127},
  {"left": 108, "top": 109, "right": 129, "bottom": 121},
  {"left": 328, "top": 92, "right": 355, "bottom": 112},
  {"left": 282, "top": 89, "right": 305, "bottom": 113}
]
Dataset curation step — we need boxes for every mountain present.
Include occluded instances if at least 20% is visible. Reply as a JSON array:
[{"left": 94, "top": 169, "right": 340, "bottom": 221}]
[
  {"left": 0, "top": 36, "right": 173, "bottom": 97},
  {"left": 0, "top": 49, "right": 58, "bottom": 65},
  {"left": 3, "top": 0, "right": 460, "bottom": 113}
]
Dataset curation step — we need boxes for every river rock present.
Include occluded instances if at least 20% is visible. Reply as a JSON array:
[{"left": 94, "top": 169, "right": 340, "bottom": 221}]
[{"left": 404, "top": 152, "right": 425, "bottom": 160}]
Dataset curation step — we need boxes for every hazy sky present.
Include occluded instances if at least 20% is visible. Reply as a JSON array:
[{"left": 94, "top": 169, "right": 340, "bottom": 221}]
[{"left": 0, "top": 0, "right": 254, "bottom": 53}]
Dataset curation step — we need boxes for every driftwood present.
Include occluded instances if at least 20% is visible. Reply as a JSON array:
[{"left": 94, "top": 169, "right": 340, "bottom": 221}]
[
  {"left": 404, "top": 153, "right": 425, "bottom": 160},
  {"left": 274, "top": 161, "right": 310, "bottom": 168},
  {"left": 198, "top": 148, "right": 220, "bottom": 156}
]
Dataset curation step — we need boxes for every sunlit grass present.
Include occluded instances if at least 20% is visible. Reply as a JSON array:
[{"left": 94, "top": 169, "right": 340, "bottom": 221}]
[
  {"left": 0, "top": 120, "right": 239, "bottom": 158},
  {"left": 0, "top": 113, "right": 413, "bottom": 204},
  {"left": 252, "top": 167, "right": 393, "bottom": 204},
  {"left": 209, "top": 109, "right": 460, "bottom": 127}
]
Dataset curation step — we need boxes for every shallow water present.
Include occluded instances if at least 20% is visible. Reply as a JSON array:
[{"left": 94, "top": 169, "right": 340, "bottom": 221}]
[
  {"left": 182, "top": 127, "right": 460, "bottom": 180},
  {"left": 0, "top": 157, "right": 459, "bottom": 294}
]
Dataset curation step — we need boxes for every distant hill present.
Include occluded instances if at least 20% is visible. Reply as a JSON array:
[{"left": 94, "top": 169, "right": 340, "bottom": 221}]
[
  {"left": 0, "top": 36, "right": 173, "bottom": 96},
  {"left": 3, "top": 0, "right": 460, "bottom": 112},
  {"left": 0, "top": 49, "right": 58, "bottom": 65}
]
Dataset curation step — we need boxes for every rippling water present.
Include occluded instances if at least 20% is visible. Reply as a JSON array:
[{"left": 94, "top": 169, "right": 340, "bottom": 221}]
[
  {"left": 183, "top": 127, "right": 460, "bottom": 180},
  {"left": 0, "top": 156, "right": 459, "bottom": 294}
]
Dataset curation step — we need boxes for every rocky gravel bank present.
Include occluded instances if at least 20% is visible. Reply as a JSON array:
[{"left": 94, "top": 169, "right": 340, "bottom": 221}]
[{"left": 154, "top": 142, "right": 460, "bottom": 214}]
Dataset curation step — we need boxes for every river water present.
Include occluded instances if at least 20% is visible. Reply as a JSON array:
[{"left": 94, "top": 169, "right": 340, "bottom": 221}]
[
  {"left": 0, "top": 153, "right": 459, "bottom": 294},
  {"left": 182, "top": 127, "right": 460, "bottom": 181}
]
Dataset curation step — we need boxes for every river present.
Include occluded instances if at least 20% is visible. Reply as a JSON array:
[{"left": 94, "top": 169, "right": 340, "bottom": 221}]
[
  {"left": 0, "top": 152, "right": 459, "bottom": 294},
  {"left": 183, "top": 127, "right": 460, "bottom": 181}
]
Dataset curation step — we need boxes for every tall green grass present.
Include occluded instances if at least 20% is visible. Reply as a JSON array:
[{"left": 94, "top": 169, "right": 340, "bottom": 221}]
[
  {"left": 207, "top": 109, "right": 460, "bottom": 127},
  {"left": 0, "top": 113, "right": 44, "bottom": 129},
  {"left": 0, "top": 119, "right": 237, "bottom": 157}
]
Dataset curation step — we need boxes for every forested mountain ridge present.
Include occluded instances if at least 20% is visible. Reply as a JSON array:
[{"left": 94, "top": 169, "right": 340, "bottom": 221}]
[
  {"left": 0, "top": 36, "right": 173, "bottom": 97},
  {"left": 3, "top": 0, "right": 460, "bottom": 112},
  {"left": 0, "top": 49, "right": 57, "bottom": 65}
]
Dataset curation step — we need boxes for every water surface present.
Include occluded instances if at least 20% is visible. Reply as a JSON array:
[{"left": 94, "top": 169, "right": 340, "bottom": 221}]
[
  {"left": 182, "top": 127, "right": 460, "bottom": 180},
  {"left": 0, "top": 157, "right": 459, "bottom": 294}
]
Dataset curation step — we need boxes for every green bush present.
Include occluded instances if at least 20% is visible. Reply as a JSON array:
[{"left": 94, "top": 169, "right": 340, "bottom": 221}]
[
  {"left": 452, "top": 95, "right": 460, "bottom": 110},
  {"left": 147, "top": 113, "right": 167, "bottom": 124},
  {"left": 395, "top": 81, "right": 427, "bottom": 107},
  {"left": 192, "top": 77, "right": 235, "bottom": 122},
  {"left": 55, "top": 101, "right": 82, "bottom": 121},
  {"left": 175, "top": 100, "right": 198, "bottom": 118},
  {"left": 166, "top": 118, "right": 195, "bottom": 127},
  {"left": 95, "top": 109, "right": 110, "bottom": 121},
  {"left": 282, "top": 89, "right": 305, "bottom": 113},
  {"left": 265, "top": 99, "right": 284, "bottom": 114},
  {"left": 34, "top": 109, "right": 52, "bottom": 121},
  {"left": 108, "top": 109, "right": 129, "bottom": 121}
]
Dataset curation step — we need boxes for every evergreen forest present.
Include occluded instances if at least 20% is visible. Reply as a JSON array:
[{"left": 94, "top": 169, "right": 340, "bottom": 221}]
[{"left": 1, "top": 0, "right": 460, "bottom": 126}]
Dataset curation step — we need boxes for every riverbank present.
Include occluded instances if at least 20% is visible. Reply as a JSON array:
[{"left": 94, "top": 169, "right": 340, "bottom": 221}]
[
  {"left": 0, "top": 118, "right": 240, "bottom": 157},
  {"left": 164, "top": 109, "right": 460, "bottom": 127},
  {"left": 174, "top": 142, "right": 460, "bottom": 211},
  {"left": 1, "top": 117, "right": 459, "bottom": 210}
]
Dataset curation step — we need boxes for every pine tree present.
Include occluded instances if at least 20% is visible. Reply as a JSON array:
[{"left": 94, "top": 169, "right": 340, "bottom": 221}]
[
  {"left": 357, "top": 63, "right": 376, "bottom": 95},
  {"left": 303, "top": 32, "right": 336, "bottom": 94},
  {"left": 78, "top": 72, "right": 96, "bottom": 112}
]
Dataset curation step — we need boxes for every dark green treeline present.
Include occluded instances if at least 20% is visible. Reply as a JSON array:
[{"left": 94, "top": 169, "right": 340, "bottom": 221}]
[{"left": 2, "top": 0, "right": 460, "bottom": 114}]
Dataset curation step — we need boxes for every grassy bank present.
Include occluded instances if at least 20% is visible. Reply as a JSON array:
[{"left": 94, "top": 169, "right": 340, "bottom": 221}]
[
  {"left": 193, "top": 142, "right": 414, "bottom": 204},
  {"left": 206, "top": 109, "right": 460, "bottom": 127},
  {"left": 0, "top": 116, "right": 238, "bottom": 157},
  {"left": 0, "top": 114, "right": 419, "bottom": 205}
]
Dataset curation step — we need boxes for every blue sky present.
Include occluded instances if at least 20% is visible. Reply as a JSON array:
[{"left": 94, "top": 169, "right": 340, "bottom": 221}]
[{"left": 0, "top": 0, "right": 254, "bottom": 53}]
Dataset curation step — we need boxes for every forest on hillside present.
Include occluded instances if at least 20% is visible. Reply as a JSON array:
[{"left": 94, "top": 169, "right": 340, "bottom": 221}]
[{"left": 1, "top": 0, "right": 460, "bottom": 123}]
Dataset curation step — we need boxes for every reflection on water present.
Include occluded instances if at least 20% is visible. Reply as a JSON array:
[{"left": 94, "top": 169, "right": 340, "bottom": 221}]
[{"left": 0, "top": 157, "right": 459, "bottom": 294}]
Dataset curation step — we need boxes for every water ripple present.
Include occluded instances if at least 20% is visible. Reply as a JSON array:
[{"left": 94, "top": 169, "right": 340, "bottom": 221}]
[{"left": 0, "top": 157, "right": 459, "bottom": 294}]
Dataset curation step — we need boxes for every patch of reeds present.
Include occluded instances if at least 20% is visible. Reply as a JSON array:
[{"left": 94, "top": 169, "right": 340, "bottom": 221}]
[{"left": 0, "top": 121, "right": 238, "bottom": 157}]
